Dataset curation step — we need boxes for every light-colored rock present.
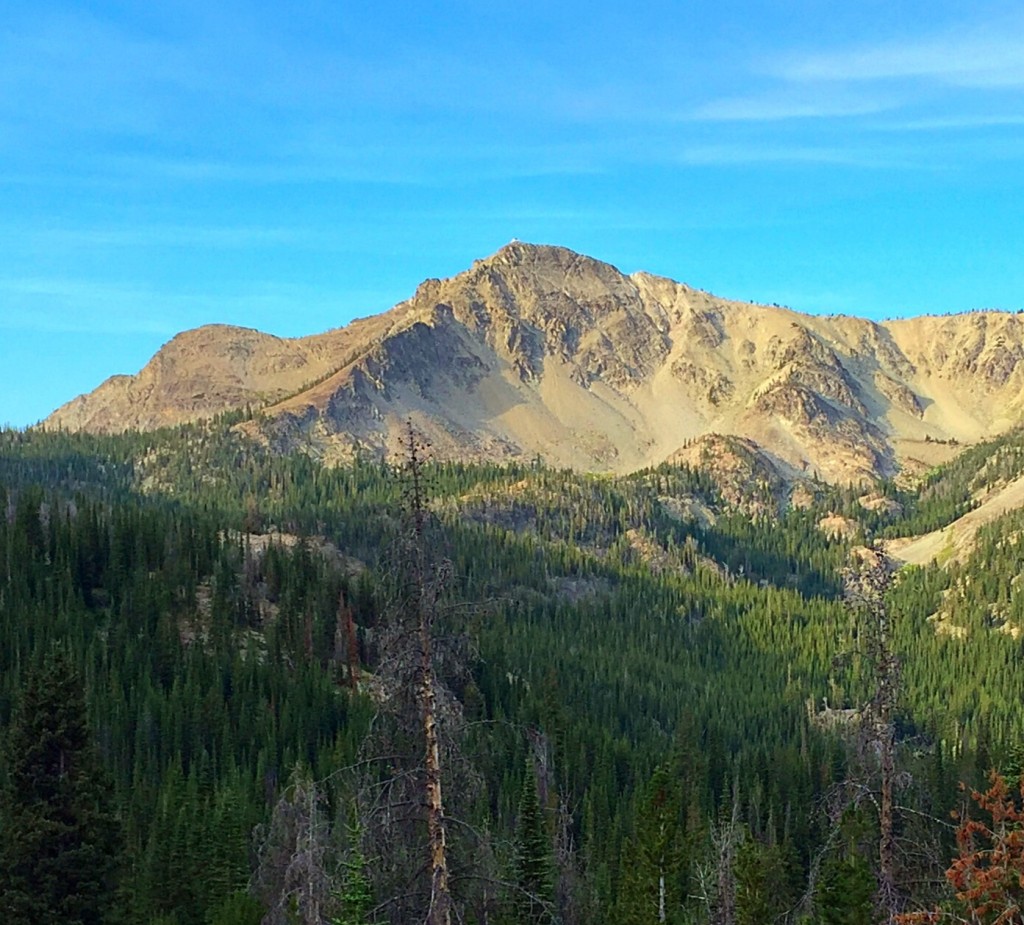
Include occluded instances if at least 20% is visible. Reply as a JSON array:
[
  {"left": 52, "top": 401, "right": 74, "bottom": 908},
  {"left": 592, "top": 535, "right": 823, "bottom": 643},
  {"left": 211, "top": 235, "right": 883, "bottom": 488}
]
[
  {"left": 818, "top": 514, "right": 860, "bottom": 540},
  {"left": 43, "top": 243, "right": 1024, "bottom": 485},
  {"left": 887, "top": 472, "right": 1024, "bottom": 566}
]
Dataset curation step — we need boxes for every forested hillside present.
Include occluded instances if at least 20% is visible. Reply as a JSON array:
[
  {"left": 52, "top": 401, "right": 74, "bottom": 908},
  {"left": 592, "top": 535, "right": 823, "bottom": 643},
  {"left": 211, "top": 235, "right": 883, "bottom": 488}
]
[{"left": 2, "top": 423, "right": 1024, "bottom": 923}]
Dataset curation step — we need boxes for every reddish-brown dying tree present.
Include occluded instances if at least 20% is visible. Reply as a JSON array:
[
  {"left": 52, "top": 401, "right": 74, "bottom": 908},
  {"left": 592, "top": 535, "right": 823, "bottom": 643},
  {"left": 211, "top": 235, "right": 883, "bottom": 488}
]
[{"left": 897, "top": 770, "right": 1024, "bottom": 925}]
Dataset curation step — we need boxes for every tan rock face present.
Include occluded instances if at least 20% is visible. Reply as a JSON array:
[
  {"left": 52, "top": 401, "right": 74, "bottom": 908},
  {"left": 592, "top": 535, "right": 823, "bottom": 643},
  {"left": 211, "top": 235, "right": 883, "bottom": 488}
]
[
  {"left": 667, "top": 435, "right": 786, "bottom": 515},
  {"left": 43, "top": 243, "right": 1024, "bottom": 484},
  {"left": 46, "top": 325, "right": 328, "bottom": 432}
]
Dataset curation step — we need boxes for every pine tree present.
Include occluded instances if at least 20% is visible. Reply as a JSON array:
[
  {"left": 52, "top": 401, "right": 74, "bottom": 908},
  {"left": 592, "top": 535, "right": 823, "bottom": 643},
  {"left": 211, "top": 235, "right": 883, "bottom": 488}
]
[
  {"left": 0, "top": 649, "right": 122, "bottom": 925},
  {"left": 333, "top": 820, "right": 373, "bottom": 925},
  {"left": 617, "top": 764, "right": 685, "bottom": 925},
  {"left": 734, "top": 837, "right": 799, "bottom": 925},
  {"left": 514, "top": 764, "right": 554, "bottom": 925},
  {"left": 817, "top": 808, "right": 877, "bottom": 925}
]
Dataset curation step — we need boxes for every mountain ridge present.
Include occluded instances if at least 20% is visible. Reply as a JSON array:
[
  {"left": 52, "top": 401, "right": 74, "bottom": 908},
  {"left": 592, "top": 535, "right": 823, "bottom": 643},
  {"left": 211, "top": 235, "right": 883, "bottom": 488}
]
[{"left": 45, "top": 242, "right": 1024, "bottom": 484}]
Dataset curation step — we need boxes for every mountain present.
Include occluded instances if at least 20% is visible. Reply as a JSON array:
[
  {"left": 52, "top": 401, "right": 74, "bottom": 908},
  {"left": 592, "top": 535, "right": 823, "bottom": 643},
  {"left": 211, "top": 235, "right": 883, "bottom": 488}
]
[{"left": 45, "top": 242, "right": 1024, "bottom": 484}]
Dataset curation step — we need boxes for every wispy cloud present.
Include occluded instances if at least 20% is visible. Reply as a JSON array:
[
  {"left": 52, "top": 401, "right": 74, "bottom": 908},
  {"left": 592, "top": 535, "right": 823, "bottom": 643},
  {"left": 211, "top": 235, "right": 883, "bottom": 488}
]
[
  {"left": 689, "top": 13, "right": 1024, "bottom": 136},
  {"left": 773, "top": 19, "right": 1024, "bottom": 88},
  {"left": 0, "top": 12, "right": 189, "bottom": 138},
  {"left": 0, "top": 278, "right": 180, "bottom": 336},
  {"left": 873, "top": 113, "right": 1024, "bottom": 131},
  {"left": 672, "top": 143, "right": 913, "bottom": 169},
  {"left": 92, "top": 135, "right": 615, "bottom": 186},
  {"left": 692, "top": 91, "right": 896, "bottom": 122}
]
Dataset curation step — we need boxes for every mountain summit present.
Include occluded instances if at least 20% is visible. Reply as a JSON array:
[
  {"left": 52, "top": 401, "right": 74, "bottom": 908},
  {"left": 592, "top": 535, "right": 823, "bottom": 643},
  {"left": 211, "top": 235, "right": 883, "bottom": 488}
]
[{"left": 45, "top": 242, "right": 1024, "bottom": 483}]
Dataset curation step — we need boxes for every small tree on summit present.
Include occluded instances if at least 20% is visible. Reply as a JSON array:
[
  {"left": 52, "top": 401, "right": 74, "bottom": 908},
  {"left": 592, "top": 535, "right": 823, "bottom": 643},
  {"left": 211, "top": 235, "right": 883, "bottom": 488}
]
[{"left": 0, "top": 650, "right": 122, "bottom": 925}]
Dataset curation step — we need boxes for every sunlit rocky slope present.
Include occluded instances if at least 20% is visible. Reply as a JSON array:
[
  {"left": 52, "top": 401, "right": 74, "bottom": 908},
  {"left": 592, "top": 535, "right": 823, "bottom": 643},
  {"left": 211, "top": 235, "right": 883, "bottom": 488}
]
[{"left": 46, "top": 242, "right": 1024, "bottom": 484}]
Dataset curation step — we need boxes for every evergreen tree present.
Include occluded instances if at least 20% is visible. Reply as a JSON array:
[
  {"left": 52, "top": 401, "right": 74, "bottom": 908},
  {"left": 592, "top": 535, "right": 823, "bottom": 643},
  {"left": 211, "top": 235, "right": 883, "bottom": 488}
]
[
  {"left": 0, "top": 649, "right": 122, "bottom": 925},
  {"left": 616, "top": 764, "right": 686, "bottom": 925},
  {"left": 333, "top": 822, "right": 373, "bottom": 925},
  {"left": 734, "top": 836, "right": 798, "bottom": 925},
  {"left": 514, "top": 764, "right": 554, "bottom": 925},
  {"left": 818, "top": 808, "right": 885, "bottom": 925}
]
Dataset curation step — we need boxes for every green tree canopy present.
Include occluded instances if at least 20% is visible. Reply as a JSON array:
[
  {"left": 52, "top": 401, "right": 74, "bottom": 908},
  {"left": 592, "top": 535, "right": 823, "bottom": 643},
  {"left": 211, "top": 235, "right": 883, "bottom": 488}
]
[{"left": 0, "top": 649, "right": 122, "bottom": 925}]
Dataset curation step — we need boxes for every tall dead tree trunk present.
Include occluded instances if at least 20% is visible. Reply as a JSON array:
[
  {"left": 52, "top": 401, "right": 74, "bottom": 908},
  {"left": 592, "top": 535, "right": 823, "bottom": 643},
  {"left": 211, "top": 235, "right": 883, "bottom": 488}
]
[
  {"left": 352, "top": 422, "right": 477, "bottom": 923},
  {"left": 876, "top": 597, "right": 897, "bottom": 922},
  {"left": 715, "top": 786, "right": 741, "bottom": 925},
  {"left": 404, "top": 424, "right": 452, "bottom": 925},
  {"left": 844, "top": 545, "right": 900, "bottom": 923},
  {"left": 421, "top": 604, "right": 451, "bottom": 925}
]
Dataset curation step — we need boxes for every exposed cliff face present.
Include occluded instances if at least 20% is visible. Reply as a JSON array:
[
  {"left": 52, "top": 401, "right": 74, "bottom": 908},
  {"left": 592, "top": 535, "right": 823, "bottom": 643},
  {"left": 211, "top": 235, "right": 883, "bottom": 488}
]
[
  {"left": 44, "top": 242, "right": 1024, "bottom": 484},
  {"left": 666, "top": 434, "right": 788, "bottom": 516}
]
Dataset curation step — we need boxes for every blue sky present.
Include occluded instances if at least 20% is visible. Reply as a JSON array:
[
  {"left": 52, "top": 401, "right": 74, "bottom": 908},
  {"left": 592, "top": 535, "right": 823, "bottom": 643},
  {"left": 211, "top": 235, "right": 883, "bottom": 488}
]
[{"left": 3, "top": 0, "right": 1024, "bottom": 426}]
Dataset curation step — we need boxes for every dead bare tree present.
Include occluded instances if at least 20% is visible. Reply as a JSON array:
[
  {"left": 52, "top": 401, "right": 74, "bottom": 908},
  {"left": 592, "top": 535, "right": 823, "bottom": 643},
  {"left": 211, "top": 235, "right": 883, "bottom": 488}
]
[
  {"left": 403, "top": 425, "right": 452, "bottom": 925},
  {"left": 833, "top": 544, "right": 962, "bottom": 921},
  {"left": 692, "top": 780, "right": 743, "bottom": 925},
  {"left": 252, "top": 767, "right": 339, "bottom": 925},
  {"left": 844, "top": 544, "right": 901, "bottom": 922},
  {"left": 798, "top": 544, "right": 952, "bottom": 921},
  {"left": 351, "top": 423, "right": 483, "bottom": 925},
  {"left": 334, "top": 590, "right": 361, "bottom": 690},
  {"left": 553, "top": 794, "right": 585, "bottom": 925}
]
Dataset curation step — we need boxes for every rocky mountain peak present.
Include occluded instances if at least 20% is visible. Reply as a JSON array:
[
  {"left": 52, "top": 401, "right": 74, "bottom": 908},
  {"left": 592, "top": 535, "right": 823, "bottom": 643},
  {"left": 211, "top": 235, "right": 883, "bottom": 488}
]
[
  {"left": 42, "top": 244, "right": 1024, "bottom": 486},
  {"left": 465, "top": 242, "right": 642, "bottom": 317}
]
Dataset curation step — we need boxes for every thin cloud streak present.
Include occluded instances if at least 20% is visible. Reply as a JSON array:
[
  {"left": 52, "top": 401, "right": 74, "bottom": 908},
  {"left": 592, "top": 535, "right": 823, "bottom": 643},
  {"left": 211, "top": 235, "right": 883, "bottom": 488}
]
[
  {"left": 872, "top": 113, "right": 1024, "bottom": 131},
  {"left": 672, "top": 144, "right": 914, "bottom": 169},
  {"left": 774, "top": 23, "right": 1024, "bottom": 88},
  {"left": 0, "top": 278, "right": 180, "bottom": 336},
  {"left": 88, "top": 143, "right": 611, "bottom": 187},
  {"left": 692, "top": 92, "right": 895, "bottom": 122},
  {"left": 0, "top": 5, "right": 670, "bottom": 148}
]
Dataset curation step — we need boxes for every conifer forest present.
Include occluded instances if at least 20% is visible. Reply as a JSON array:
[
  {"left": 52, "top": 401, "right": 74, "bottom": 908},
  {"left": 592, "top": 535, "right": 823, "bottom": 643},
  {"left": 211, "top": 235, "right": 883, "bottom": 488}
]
[{"left": 4, "top": 420, "right": 1024, "bottom": 924}]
